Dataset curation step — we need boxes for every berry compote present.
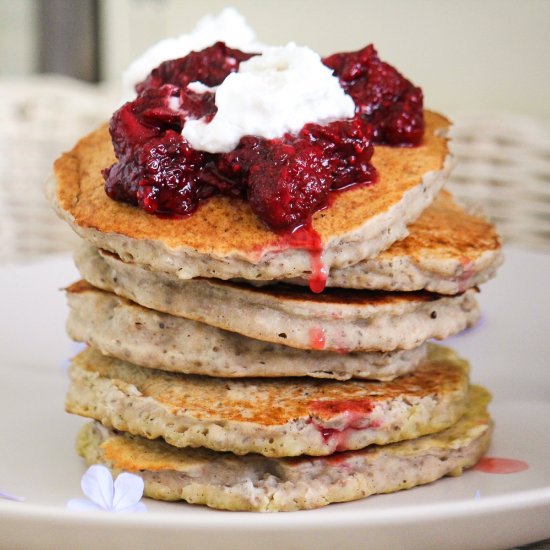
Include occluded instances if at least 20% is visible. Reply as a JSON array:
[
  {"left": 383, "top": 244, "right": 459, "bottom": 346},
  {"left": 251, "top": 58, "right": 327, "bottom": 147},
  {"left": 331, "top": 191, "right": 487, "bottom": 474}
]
[
  {"left": 103, "top": 41, "right": 424, "bottom": 291},
  {"left": 322, "top": 44, "right": 424, "bottom": 145}
]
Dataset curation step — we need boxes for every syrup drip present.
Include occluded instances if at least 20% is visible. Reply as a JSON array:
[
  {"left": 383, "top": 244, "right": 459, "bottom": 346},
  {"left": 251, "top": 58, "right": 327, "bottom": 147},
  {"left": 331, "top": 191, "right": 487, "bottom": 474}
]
[
  {"left": 458, "top": 256, "right": 475, "bottom": 293},
  {"left": 319, "top": 428, "right": 349, "bottom": 451},
  {"left": 309, "top": 398, "right": 378, "bottom": 451},
  {"left": 309, "top": 250, "right": 328, "bottom": 294},
  {"left": 473, "top": 457, "right": 529, "bottom": 474},
  {"left": 281, "top": 223, "right": 327, "bottom": 293},
  {"left": 308, "top": 327, "right": 326, "bottom": 350}
]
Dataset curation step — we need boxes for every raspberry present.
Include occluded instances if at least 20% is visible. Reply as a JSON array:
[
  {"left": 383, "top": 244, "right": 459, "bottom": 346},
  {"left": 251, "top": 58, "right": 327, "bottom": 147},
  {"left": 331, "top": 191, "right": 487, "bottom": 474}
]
[
  {"left": 247, "top": 139, "right": 329, "bottom": 231},
  {"left": 323, "top": 45, "right": 424, "bottom": 145},
  {"left": 103, "top": 42, "right": 424, "bottom": 232},
  {"left": 300, "top": 117, "right": 375, "bottom": 188},
  {"left": 105, "top": 129, "right": 208, "bottom": 216},
  {"left": 136, "top": 42, "right": 255, "bottom": 93}
]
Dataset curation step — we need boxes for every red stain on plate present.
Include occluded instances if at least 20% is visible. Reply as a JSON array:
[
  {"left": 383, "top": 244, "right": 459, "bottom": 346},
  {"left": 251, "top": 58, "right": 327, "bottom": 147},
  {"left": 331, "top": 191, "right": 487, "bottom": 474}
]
[{"left": 473, "top": 457, "right": 529, "bottom": 474}]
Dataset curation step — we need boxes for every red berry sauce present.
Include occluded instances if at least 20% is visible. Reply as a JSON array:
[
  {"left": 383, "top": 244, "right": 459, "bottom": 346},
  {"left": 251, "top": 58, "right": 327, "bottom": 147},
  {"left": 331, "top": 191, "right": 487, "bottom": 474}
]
[
  {"left": 136, "top": 42, "right": 255, "bottom": 94},
  {"left": 103, "top": 42, "right": 424, "bottom": 290},
  {"left": 323, "top": 44, "right": 424, "bottom": 145},
  {"left": 308, "top": 326, "right": 326, "bottom": 350},
  {"left": 309, "top": 398, "right": 380, "bottom": 451},
  {"left": 473, "top": 457, "right": 529, "bottom": 474}
]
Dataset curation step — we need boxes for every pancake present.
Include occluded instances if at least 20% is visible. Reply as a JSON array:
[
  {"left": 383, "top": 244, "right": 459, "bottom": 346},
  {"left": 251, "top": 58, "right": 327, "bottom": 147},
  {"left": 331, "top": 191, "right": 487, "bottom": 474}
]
[
  {"left": 71, "top": 188, "right": 503, "bottom": 299},
  {"left": 65, "top": 282, "right": 427, "bottom": 380},
  {"left": 73, "top": 245, "right": 480, "bottom": 352},
  {"left": 291, "top": 190, "right": 503, "bottom": 294},
  {"left": 66, "top": 344, "right": 470, "bottom": 457},
  {"left": 47, "top": 111, "right": 451, "bottom": 282},
  {"left": 75, "top": 385, "right": 492, "bottom": 512}
]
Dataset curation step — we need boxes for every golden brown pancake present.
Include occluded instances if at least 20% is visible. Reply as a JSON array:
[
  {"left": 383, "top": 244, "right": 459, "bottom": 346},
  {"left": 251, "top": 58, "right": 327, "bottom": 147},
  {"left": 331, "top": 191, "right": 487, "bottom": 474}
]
[
  {"left": 381, "top": 190, "right": 501, "bottom": 269},
  {"left": 48, "top": 111, "right": 451, "bottom": 281},
  {"left": 308, "top": 189, "right": 503, "bottom": 293},
  {"left": 76, "top": 385, "right": 492, "bottom": 511},
  {"left": 66, "top": 344, "right": 470, "bottom": 457}
]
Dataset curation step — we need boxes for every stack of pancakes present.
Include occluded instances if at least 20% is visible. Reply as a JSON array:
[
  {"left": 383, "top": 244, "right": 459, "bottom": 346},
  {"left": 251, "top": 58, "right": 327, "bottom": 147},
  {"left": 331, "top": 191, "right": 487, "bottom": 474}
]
[{"left": 47, "top": 110, "right": 502, "bottom": 511}]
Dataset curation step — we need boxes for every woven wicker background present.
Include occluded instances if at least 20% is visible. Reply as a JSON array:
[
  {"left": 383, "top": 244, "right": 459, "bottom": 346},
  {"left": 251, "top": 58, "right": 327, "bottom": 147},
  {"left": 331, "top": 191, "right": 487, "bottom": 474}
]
[
  {"left": 447, "top": 112, "right": 550, "bottom": 251},
  {"left": 1, "top": 75, "right": 549, "bottom": 264}
]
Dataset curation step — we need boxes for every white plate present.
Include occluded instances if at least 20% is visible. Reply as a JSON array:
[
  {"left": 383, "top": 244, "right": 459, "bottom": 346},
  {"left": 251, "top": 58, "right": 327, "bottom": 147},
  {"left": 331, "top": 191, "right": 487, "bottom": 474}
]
[{"left": 0, "top": 247, "right": 549, "bottom": 550}]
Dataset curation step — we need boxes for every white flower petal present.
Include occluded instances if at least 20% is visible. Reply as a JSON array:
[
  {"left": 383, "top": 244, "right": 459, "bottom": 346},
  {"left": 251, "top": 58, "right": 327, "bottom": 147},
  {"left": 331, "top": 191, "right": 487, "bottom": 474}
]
[
  {"left": 80, "top": 465, "right": 114, "bottom": 510},
  {"left": 112, "top": 472, "right": 144, "bottom": 511},
  {"left": 0, "top": 489, "right": 24, "bottom": 502}
]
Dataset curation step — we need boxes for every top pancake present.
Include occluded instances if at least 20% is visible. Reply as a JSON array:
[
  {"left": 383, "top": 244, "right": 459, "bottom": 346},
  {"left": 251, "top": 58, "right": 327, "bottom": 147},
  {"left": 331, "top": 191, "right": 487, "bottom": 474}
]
[{"left": 48, "top": 111, "right": 451, "bottom": 281}]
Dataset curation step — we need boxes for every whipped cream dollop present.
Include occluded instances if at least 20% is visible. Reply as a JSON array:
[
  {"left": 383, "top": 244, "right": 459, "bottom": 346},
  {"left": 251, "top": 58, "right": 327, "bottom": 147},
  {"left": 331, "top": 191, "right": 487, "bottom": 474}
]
[
  {"left": 123, "top": 7, "right": 265, "bottom": 96},
  {"left": 124, "top": 10, "right": 355, "bottom": 153},
  {"left": 182, "top": 43, "right": 355, "bottom": 153}
]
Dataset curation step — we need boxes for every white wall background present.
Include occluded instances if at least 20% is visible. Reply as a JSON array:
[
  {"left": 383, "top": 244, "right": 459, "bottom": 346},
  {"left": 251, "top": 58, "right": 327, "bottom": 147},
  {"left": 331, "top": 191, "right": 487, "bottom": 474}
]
[
  {"left": 100, "top": 0, "right": 550, "bottom": 117},
  {"left": 0, "top": 0, "right": 37, "bottom": 75},
  {"left": 1, "top": 1, "right": 549, "bottom": 117}
]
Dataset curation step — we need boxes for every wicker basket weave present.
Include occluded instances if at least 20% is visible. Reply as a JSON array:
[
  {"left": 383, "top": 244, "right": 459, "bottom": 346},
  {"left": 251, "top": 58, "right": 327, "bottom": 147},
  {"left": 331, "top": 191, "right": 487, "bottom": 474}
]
[
  {"left": 447, "top": 112, "right": 550, "bottom": 251},
  {"left": 0, "top": 75, "right": 548, "bottom": 264},
  {"left": 0, "top": 75, "right": 117, "bottom": 264}
]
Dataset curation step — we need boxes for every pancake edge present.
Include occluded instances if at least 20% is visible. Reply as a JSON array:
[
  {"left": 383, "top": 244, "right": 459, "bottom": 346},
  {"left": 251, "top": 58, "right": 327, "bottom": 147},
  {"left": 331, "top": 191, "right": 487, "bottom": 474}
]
[{"left": 74, "top": 385, "right": 492, "bottom": 511}]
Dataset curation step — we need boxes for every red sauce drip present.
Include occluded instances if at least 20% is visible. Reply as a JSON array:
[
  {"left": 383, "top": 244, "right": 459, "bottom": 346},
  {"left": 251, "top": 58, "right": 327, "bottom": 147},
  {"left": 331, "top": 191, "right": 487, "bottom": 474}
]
[
  {"left": 473, "top": 457, "right": 529, "bottom": 474},
  {"left": 309, "top": 251, "right": 328, "bottom": 293},
  {"left": 308, "top": 327, "right": 326, "bottom": 350},
  {"left": 316, "top": 423, "right": 380, "bottom": 452},
  {"left": 458, "top": 256, "right": 475, "bottom": 293},
  {"left": 309, "top": 398, "right": 378, "bottom": 451},
  {"left": 319, "top": 429, "right": 348, "bottom": 451},
  {"left": 280, "top": 224, "right": 327, "bottom": 293}
]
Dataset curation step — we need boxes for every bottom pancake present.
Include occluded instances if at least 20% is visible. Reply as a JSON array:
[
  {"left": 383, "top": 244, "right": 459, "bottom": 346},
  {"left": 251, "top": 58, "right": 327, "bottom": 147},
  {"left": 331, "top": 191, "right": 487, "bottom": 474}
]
[{"left": 76, "top": 385, "right": 492, "bottom": 512}]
